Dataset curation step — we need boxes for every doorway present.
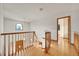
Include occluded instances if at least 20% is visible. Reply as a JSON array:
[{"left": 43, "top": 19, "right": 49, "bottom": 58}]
[{"left": 57, "top": 16, "right": 71, "bottom": 47}]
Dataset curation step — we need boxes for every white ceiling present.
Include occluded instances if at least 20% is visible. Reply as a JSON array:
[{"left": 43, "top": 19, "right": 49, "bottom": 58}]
[{"left": 2, "top": 3, "right": 79, "bottom": 22}]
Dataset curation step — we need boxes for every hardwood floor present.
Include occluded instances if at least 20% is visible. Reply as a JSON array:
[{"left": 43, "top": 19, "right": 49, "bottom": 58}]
[
  {"left": 23, "top": 40, "right": 79, "bottom": 56},
  {"left": 2, "top": 40, "right": 78, "bottom": 56}
]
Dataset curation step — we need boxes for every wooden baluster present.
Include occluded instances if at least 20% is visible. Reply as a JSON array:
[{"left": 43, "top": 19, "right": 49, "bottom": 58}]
[
  {"left": 4, "top": 35, "right": 6, "bottom": 56},
  {"left": 34, "top": 32, "right": 38, "bottom": 42},
  {"left": 34, "top": 32, "right": 36, "bottom": 42},
  {"left": 18, "top": 34, "right": 19, "bottom": 56},
  {"left": 8, "top": 35, "right": 10, "bottom": 56},
  {"left": 33, "top": 32, "right": 34, "bottom": 43},
  {"left": 25, "top": 33, "right": 27, "bottom": 55},
  {"left": 9, "top": 35, "right": 11, "bottom": 55},
  {"left": 12, "top": 35, "right": 13, "bottom": 56},
  {"left": 29, "top": 33, "right": 30, "bottom": 55},
  {"left": 24, "top": 33, "right": 26, "bottom": 56},
  {"left": 20, "top": 34, "right": 21, "bottom": 56},
  {"left": 12, "top": 35, "right": 14, "bottom": 56},
  {"left": 25, "top": 33, "right": 29, "bottom": 56},
  {"left": 19, "top": 34, "right": 20, "bottom": 56},
  {"left": 20, "top": 34, "right": 22, "bottom": 56},
  {"left": 21, "top": 34, "right": 23, "bottom": 56},
  {"left": 15, "top": 34, "right": 16, "bottom": 56}
]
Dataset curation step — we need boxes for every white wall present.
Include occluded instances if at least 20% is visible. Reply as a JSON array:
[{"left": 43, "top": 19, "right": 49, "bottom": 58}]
[
  {"left": 31, "top": 19, "right": 57, "bottom": 41},
  {"left": 0, "top": 4, "right": 4, "bottom": 55},
  {"left": 31, "top": 10, "right": 79, "bottom": 44},
  {"left": 3, "top": 17, "right": 30, "bottom": 32},
  {"left": 0, "top": 4, "right": 3, "bottom": 33}
]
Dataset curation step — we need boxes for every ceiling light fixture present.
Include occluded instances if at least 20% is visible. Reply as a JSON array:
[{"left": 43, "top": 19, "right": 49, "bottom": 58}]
[{"left": 40, "top": 8, "right": 43, "bottom": 11}]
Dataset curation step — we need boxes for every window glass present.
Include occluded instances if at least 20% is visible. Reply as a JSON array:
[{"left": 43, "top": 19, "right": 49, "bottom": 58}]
[{"left": 16, "top": 24, "right": 22, "bottom": 31}]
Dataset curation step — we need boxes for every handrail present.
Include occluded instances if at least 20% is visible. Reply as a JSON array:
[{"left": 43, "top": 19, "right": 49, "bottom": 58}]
[{"left": 0, "top": 31, "right": 35, "bottom": 35}]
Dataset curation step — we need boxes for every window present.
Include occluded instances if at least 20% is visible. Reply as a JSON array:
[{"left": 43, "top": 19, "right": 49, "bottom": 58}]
[{"left": 16, "top": 24, "right": 23, "bottom": 31}]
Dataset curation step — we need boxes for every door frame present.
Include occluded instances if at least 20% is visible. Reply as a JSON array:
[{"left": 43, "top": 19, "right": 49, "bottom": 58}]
[{"left": 57, "top": 16, "right": 71, "bottom": 44}]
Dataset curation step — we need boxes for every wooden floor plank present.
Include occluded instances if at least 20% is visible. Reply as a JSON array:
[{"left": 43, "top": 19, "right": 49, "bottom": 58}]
[{"left": 23, "top": 41, "right": 79, "bottom": 56}]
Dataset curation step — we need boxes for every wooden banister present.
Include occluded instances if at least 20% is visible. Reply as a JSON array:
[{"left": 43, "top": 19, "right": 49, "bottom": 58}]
[
  {"left": 1, "top": 31, "right": 35, "bottom": 35},
  {"left": 0, "top": 31, "right": 38, "bottom": 56}
]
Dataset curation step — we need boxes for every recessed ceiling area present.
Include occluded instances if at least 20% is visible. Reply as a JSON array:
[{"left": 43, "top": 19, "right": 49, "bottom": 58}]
[{"left": 2, "top": 3, "right": 79, "bottom": 22}]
